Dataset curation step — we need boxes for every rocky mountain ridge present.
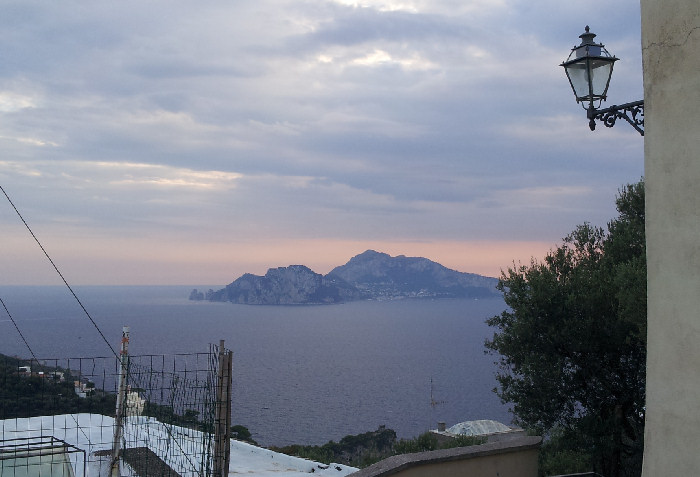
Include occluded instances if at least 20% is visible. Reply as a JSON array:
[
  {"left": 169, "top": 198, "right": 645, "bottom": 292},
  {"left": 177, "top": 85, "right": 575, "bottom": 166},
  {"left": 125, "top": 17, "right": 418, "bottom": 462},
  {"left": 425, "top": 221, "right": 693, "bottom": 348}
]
[{"left": 190, "top": 250, "right": 499, "bottom": 305}]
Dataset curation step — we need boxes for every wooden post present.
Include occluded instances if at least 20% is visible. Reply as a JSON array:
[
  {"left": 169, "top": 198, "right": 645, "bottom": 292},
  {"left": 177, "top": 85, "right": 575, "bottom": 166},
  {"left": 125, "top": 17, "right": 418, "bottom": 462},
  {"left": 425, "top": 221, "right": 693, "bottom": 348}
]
[
  {"left": 224, "top": 349, "right": 232, "bottom": 473},
  {"left": 111, "top": 326, "right": 130, "bottom": 477},
  {"left": 213, "top": 340, "right": 233, "bottom": 477}
]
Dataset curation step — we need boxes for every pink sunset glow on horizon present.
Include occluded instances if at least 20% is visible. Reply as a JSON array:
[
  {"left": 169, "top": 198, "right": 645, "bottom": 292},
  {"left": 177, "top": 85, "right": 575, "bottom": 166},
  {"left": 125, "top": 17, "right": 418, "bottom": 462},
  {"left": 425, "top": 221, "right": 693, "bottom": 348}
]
[{"left": 0, "top": 235, "right": 555, "bottom": 286}]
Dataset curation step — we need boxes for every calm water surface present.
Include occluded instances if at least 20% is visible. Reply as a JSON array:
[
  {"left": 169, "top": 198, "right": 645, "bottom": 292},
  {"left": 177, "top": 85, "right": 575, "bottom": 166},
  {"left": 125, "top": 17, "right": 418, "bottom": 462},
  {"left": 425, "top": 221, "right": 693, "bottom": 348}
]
[{"left": 0, "top": 286, "right": 512, "bottom": 446}]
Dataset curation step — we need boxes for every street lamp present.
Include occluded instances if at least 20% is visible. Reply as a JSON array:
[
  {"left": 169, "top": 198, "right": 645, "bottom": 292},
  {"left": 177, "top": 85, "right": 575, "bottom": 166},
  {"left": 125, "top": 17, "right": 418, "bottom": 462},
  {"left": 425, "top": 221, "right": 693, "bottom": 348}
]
[{"left": 561, "top": 26, "right": 644, "bottom": 136}]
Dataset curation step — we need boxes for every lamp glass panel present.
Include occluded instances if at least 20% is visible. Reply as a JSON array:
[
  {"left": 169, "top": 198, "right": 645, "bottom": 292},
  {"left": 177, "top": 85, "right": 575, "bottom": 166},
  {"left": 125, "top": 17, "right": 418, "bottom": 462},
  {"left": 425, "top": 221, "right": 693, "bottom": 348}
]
[
  {"left": 588, "top": 59, "right": 614, "bottom": 97},
  {"left": 565, "top": 61, "right": 590, "bottom": 100}
]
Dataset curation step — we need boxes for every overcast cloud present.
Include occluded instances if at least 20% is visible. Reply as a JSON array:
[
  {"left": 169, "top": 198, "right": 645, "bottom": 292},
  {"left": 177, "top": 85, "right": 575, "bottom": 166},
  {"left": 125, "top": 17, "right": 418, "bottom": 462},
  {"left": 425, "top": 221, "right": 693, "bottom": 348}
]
[{"left": 0, "top": 0, "right": 644, "bottom": 285}]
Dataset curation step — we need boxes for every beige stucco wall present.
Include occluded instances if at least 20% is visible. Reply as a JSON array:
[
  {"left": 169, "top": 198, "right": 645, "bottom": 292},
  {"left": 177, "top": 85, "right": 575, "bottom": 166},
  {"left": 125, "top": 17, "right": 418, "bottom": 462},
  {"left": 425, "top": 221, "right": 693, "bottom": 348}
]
[
  {"left": 641, "top": 1, "right": 700, "bottom": 475},
  {"left": 350, "top": 436, "right": 541, "bottom": 477},
  {"left": 382, "top": 448, "right": 539, "bottom": 477}
]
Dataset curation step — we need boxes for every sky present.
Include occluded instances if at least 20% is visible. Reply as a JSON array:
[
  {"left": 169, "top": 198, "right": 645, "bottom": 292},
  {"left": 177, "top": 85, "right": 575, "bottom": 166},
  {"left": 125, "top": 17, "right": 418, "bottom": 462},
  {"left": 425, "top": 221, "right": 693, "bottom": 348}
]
[{"left": 0, "top": 0, "right": 645, "bottom": 286}]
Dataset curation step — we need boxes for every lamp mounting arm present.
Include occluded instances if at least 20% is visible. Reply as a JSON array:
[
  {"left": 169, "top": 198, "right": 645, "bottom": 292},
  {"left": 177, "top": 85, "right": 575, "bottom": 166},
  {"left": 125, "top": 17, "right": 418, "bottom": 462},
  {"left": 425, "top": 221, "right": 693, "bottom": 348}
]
[{"left": 587, "top": 100, "right": 645, "bottom": 136}]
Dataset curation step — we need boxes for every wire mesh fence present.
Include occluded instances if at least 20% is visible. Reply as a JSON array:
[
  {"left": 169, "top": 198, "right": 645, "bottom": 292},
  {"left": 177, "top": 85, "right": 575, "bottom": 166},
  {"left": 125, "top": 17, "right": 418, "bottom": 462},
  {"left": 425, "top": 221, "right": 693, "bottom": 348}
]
[{"left": 0, "top": 343, "right": 231, "bottom": 477}]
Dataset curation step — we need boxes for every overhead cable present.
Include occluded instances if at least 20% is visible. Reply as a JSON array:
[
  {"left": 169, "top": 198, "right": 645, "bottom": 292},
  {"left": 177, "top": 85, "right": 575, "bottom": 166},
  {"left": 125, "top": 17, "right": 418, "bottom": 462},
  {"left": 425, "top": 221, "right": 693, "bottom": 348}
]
[
  {"left": 0, "top": 295, "right": 37, "bottom": 361},
  {"left": 0, "top": 184, "right": 118, "bottom": 358}
]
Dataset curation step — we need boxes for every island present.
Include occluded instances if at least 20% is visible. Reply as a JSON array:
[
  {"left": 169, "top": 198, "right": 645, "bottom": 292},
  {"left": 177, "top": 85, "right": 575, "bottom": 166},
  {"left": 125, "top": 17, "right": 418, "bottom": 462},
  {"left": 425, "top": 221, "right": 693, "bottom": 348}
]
[{"left": 190, "top": 250, "right": 499, "bottom": 305}]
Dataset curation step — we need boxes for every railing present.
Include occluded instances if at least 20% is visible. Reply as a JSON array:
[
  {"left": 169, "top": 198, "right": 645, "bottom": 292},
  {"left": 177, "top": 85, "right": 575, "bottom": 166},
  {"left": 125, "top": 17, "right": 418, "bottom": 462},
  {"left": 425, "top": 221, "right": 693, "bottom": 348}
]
[
  {"left": 1, "top": 343, "right": 233, "bottom": 477},
  {"left": 0, "top": 435, "right": 86, "bottom": 477}
]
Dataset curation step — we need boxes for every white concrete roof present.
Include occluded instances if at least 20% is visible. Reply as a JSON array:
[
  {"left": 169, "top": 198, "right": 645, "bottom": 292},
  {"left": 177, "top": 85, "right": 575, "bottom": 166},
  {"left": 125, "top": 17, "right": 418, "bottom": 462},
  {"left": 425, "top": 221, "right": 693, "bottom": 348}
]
[{"left": 0, "top": 414, "right": 358, "bottom": 477}]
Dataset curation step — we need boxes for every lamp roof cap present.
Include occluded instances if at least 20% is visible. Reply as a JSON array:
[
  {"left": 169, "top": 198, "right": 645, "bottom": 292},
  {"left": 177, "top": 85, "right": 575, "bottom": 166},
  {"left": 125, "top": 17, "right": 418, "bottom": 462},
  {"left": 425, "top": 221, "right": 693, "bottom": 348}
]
[{"left": 579, "top": 26, "right": 599, "bottom": 46}]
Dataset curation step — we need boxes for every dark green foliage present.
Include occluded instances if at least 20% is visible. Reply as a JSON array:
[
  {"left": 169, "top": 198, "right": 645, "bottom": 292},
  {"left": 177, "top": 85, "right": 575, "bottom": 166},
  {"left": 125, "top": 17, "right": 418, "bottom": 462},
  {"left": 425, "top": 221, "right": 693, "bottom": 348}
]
[
  {"left": 485, "top": 180, "right": 646, "bottom": 477},
  {"left": 271, "top": 428, "right": 484, "bottom": 468},
  {"left": 537, "top": 426, "right": 594, "bottom": 475},
  {"left": 0, "top": 354, "right": 116, "bottom": 419},
  {"left": 393, "top": 432, "right": 439, "bottom": 454},
  {"left": 231, "top": 424, "right": 257, "bottom": 445},
  {"left": 271, "top": 427, "right": 398, "bottom": 468},
  {"left": 392, "top": 431, "right": 484, "bottom": 455},
  {"left": 441, "top": 434, "right": 487, "bottom": 449}
]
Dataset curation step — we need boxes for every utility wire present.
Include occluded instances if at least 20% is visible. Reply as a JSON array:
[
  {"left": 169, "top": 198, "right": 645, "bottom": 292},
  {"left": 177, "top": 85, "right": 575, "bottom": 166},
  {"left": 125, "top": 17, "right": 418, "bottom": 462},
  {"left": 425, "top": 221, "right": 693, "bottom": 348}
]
[
  {"left": 2, "top": 184, "right": 222, "bottom": 472},
  {"left": 0, "top": 295, "right": 37, "bottom": 361},
  {"left": 0, "top": 184, "right": 118, "bottom": 358}
]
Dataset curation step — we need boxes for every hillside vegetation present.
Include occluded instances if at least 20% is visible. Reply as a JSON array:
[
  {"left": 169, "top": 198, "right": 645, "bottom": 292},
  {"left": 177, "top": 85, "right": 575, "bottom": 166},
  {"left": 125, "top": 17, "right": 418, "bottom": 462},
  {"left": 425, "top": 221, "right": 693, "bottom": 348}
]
[{"left": 270, "top": 426, "right": 485, "bottom": 468}]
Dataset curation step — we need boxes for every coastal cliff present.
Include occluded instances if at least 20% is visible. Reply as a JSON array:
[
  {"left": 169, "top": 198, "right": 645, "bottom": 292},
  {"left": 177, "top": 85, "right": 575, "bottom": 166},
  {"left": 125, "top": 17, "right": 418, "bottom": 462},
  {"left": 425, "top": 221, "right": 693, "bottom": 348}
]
[{"left": 206, "top": 265, "right": 363, "bottom": 305}]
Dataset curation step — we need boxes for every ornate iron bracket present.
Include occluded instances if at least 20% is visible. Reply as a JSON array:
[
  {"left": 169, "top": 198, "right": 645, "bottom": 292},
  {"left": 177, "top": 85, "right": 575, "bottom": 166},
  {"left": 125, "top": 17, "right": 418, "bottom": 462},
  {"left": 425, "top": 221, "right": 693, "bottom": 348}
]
[{"left": 587, "top": 100, "right": 644, "bottom": 136}]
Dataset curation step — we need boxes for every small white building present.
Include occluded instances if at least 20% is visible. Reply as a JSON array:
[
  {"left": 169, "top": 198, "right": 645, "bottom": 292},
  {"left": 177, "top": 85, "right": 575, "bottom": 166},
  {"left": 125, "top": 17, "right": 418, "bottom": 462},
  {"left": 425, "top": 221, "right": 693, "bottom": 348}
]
[{"left": 125, "top": 391, "right": 145, "bottom": 417}]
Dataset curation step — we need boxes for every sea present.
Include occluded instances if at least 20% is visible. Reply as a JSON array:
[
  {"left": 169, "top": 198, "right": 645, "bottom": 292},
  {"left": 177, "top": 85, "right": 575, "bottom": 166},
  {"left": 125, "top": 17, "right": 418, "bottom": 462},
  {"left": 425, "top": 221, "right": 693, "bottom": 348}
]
[{"left": 0, "top": 285, "right": 513, "bottom": 447}]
